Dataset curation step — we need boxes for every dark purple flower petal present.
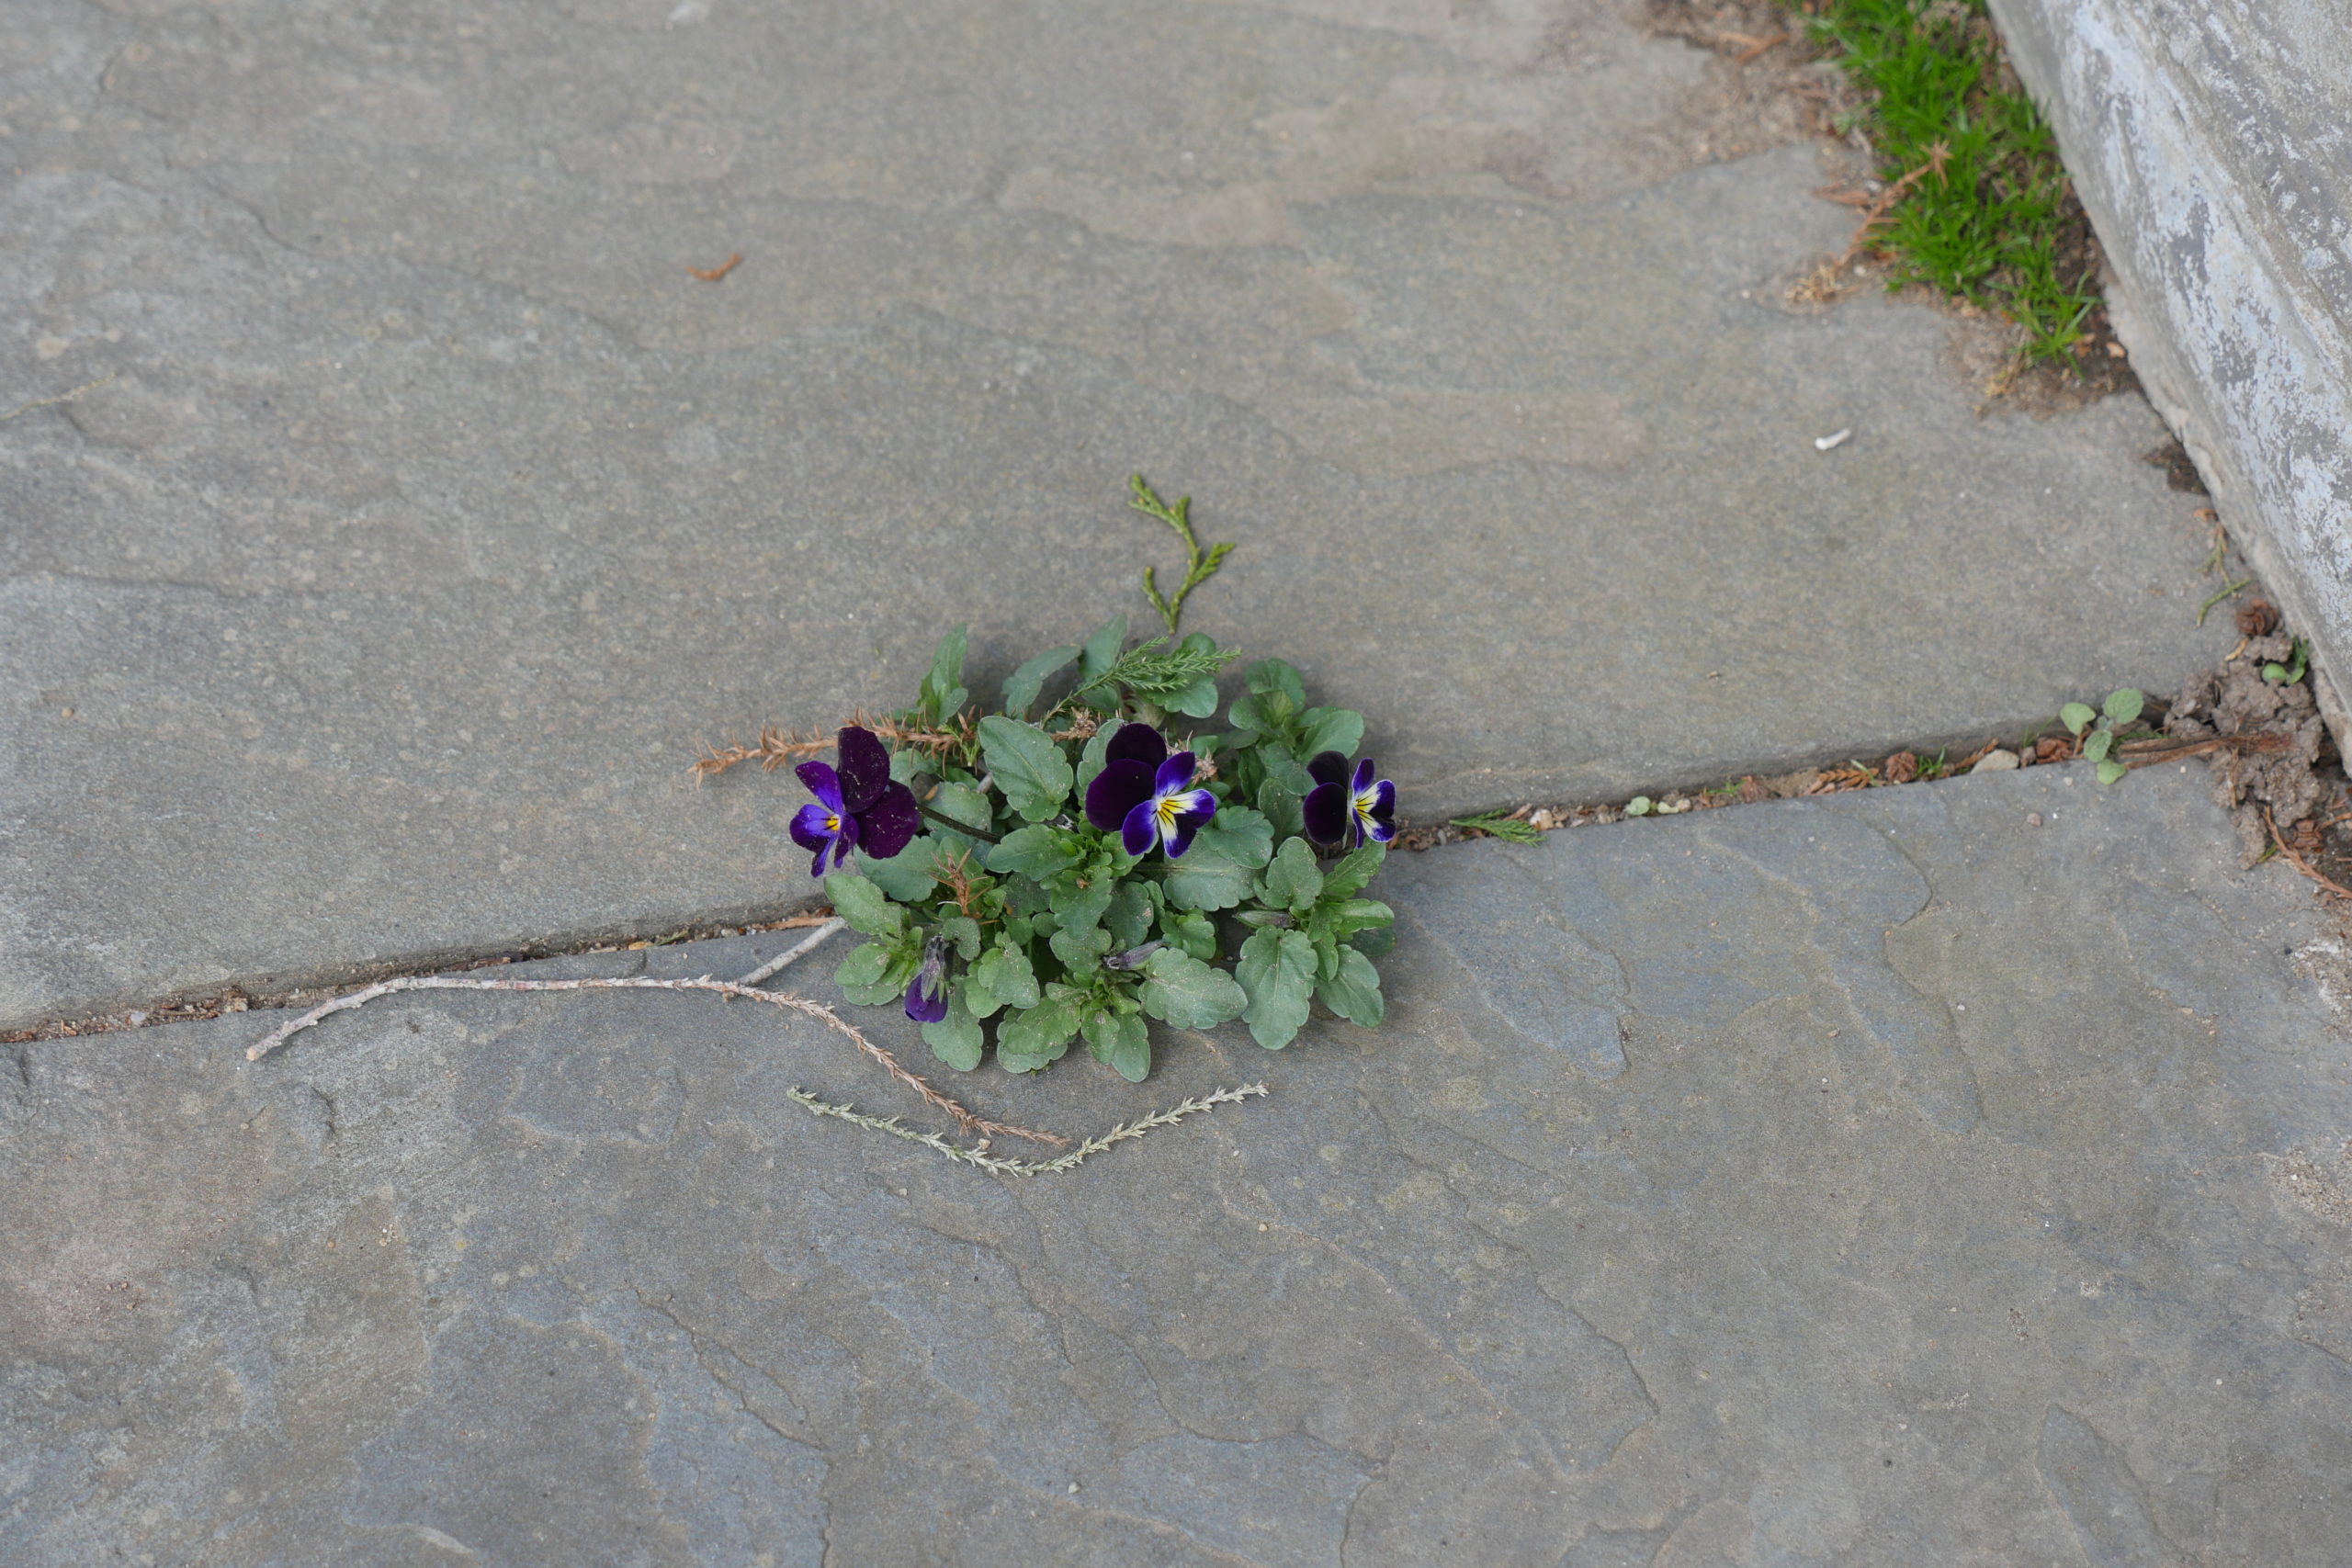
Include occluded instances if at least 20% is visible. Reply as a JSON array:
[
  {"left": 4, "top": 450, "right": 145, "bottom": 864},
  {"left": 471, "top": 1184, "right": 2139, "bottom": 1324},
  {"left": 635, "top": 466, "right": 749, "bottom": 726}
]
[
  {"left": 1363, "top": 816, "right": 1397, "bottom": 845},
  {"left": 1121, "top": 799, "right": 1159, "bottom": 858},
  {"left": 795, "top": 761, "right": 846, "bottom": 816},
  {"left": 1086, "top": 759, "right": 1156, "bottom": 833},
  {"left": 1105, "top": 722, "right": 1168, "bottom": 771},
  {"left": 831, "top": 815, "right": 860, "bottom": 869},
  {"left": 1303, "top": 780, "right": 1349, "bottom": 843},
  {"left": 789, "top": 802, "right": 836, "bottom": 855},
  {"left": 1160, "top": 790, "right": 1216, "bottom": 858},
  {"left": 1307, "top": 751, "right": 1350, "bottom": 788},
  {"left": 1364, "top": 777, "right": 1396, "bottom": 823},
  {"left": 1351, "top": 756, "right": 1375, "bottom": 795},
  {"left": 855, "top": 779, "right": 922, "bottom": 860},
  {"left": 833, "top": 726, "right": 892, "bottom": 814},
  {"left": 1152, "top": 750, "right": 1197, "bottom": 796},
  {"left": 905, "top": 942, "right": 950, "bottom": 1022}
]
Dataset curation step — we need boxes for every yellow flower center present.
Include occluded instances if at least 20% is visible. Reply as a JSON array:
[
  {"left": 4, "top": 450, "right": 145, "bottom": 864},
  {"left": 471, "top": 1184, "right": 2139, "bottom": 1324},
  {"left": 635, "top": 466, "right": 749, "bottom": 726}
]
[
  {"left": 825, "top": 813, "right": 842, "bottom": 832},
  {"left": 1155, "top": 796, "right": 1183, "bottom": 828}
]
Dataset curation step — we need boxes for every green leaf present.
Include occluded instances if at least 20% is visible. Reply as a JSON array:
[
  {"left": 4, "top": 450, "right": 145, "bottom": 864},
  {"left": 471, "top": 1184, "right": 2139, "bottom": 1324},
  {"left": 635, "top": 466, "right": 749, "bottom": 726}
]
[
  {"left": 986, "top": 824, "right": 1082, "bottom": 880},
  {"left": 859, "top": 838, "right": 941, "bottom": 902},
  {"left": 1349, "top": 924, "right": 1396, "bottom": 958},
  {"left": 928, "top": 781, "right": 995, "bottom": 830},
  {"left": 1245, "top": 658, "right": 1306, "bottom": 710},
  {"left": 2102, "top": 688, "right": 2145, "bottom": 726},
  {"left": 1237, "top": 927, "right": 1317, "bottom": 1050},
  {"left": 1295, "top": 706, "right": 1363, "bottom": 761},
  {"left": 2059, "top": 701, "right": 2097, "bottom": 736},
  {"left": 1255, "top": 777, "right": 1305, "bottom": 842},
  {"left": 1049, "top": 921, "right": 1114, "bottom": 972},
  {"left": 978, "top": 716, "right": 1075, "bottom": 822},
  {"left": 1160, "top": 634, "right": 1226, "bottom": 718},
  {"left": 1260, "top": 835, "right": 1324, "bottom": 914},
  {"left": 2096, "top": 759, "right": 2129, "bottom": 785},
  {"left": 1059, "top": 880, "right": 1114, "bottom": 936},
  {"left": 1076, "top": 725, "right": 1114, "bottom": 796},
  {"left": 1002, "top": 644, "right": 1079, "bottom": 719},
  {"left": 997, "top": 985, "right": 1087, "bottom": 1066},
  {"left": 1625, "top": 796, "right": 1653, "bottom": 817},
  {"left": 1079, "top": 615, "right": 1129, "bottom": 686},
  {"left": 1137, "top": 947, "right": 1250, "bottom": 1030},
  {"left": 921, "top": 625, "right": 968, "bottom": 722},
  {"left": 1325, "top": 897, "right": 1393, "bottom": 938},
  {"left": 1321, "top": 841, "right": 1386, "bottom": 900},
  {"left": 969, "top": 941, "right": 1039, "bottom": 1015},
  {"left": 936, "top": 914, "right": 983, "bottom": 961},
  {"left": 888, "top": 748, "right": 934, "bottom": 786},
  {"left": 833, "top": 941, "right": 906, "bottom": 1006},
  {"left": 1164, "top": 672, "right": 1222, "bottom": 718},
  {"left": 1316, "top": 946, "right": 1385, "bottom": 1027},
  {"left": 1105, "top": 880, "right": 1157, "bottom": 950},
  {"left": 1082, "top": 1008, "right": 1151, "bottom": 1082},
  {"left": 1311, "top": 926, "right": 1340, "bottom": 981},
  {"left": 1228, "top": 692, "right": 1285, "bottom": 737},
  {"left": 1253, "top": 743, "right": 1315, "bottom": 797},
  {"left": 922, "top": 987, "right": 985, "bottom": 1071},
  {"left": 2082, "top": 728, "right": 2113, "bottom": 763},
  {"left": 823, "top": 872, "right": 902, "bottom": 938},
  {"left": 1159, "top": 907, "right": 1217, "bottom": 962},
  {"left": 1160, "top": 806, "right": 1274, "bottom": 912}
]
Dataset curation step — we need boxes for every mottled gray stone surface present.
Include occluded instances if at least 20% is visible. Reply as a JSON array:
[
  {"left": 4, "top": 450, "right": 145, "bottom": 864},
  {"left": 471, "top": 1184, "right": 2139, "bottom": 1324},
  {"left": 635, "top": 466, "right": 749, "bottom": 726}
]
[
  {"left": 0, "top": 0, "right": 2233, "bottom": 1032},
  {"left": 9, "top": 765, "right": 2350, "bottom": 1565}
]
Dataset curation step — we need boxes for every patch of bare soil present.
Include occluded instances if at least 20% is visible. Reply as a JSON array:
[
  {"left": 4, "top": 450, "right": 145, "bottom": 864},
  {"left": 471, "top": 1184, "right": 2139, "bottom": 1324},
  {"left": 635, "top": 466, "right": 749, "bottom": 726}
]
[
  {"left": 2164, "top": 615, "right": 2343, "bottom": 871},
  {"left": 1639, "top": 0, "right": 1860, "bottom": 166}
]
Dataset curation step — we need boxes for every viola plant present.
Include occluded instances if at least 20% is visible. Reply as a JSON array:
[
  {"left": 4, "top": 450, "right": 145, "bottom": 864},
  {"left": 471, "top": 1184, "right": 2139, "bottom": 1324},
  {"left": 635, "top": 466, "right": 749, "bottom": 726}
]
[{"left": 790, "top": 617, "right": 1397, "bottom": 1082}]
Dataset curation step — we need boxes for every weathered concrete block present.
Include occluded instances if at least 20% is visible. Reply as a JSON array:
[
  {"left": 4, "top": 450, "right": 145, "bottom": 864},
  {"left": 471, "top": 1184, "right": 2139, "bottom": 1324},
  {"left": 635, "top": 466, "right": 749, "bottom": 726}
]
[{"left": 1989, "top": 0, "right": 2352, "bottom": 719}]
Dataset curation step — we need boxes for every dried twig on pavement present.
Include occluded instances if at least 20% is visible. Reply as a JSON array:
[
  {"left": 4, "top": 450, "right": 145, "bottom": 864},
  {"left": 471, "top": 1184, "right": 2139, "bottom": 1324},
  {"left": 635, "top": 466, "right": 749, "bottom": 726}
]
[
  {"left": 2266, "top": 808, "right": 2352, "bottom": 901},
  {"left": 732, "top": 918, "right": 843, "bottom": 988},
  {"left": 247, "top": 972, "right": 1068, "bottom": 1146},
  {"left": 789, "top": 1082, "right": 1268, "bottom": 1177}
]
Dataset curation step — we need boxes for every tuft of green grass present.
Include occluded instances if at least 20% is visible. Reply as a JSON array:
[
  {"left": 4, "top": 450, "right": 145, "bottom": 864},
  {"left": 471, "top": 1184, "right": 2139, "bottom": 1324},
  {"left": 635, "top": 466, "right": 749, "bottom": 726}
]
[{"left": 1799, "top": 0, "right": 2098, "bottom": 365}]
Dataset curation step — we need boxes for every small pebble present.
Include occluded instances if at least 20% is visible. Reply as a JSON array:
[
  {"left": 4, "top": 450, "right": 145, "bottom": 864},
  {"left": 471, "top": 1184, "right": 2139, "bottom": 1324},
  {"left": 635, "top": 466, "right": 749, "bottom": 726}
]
[
  {"left": 1971, "top": 749, "right": 2021, "bottom": 773},
  {"left": 2027, "top": 812, "right": 2043, "bottom": 827},
  {"left": 1815, "top": 427, "right": 1853, "bottom": 452}
]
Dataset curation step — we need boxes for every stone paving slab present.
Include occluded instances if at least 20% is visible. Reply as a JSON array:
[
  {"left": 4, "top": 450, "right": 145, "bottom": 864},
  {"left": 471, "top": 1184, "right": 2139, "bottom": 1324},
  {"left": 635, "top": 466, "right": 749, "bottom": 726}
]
[
  {"left": 8, "top": 764, "right": 2350, "bottom": 1565},
  {"left": 2, "top": 0, "right": 2232, "bottom": 1030}
]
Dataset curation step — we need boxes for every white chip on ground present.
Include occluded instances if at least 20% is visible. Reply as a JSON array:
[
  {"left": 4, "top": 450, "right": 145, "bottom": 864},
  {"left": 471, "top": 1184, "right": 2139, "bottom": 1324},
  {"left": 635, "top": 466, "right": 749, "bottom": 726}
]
[{"left": 1815, "top": 427, "right": 1853, "bottom": 451}]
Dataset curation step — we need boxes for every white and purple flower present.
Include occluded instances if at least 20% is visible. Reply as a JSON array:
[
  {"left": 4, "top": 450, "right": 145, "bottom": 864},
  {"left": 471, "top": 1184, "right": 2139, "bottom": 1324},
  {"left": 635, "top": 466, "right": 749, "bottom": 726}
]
[
  {"left": 1083, "top": 722, "right": 1217, "bottom": 858},
  {"left": 787, "top": 725, "right": 922, "bottom": 877},
  {"left": 1303, "top": 751, "right": 1396, "bottom": 848}
]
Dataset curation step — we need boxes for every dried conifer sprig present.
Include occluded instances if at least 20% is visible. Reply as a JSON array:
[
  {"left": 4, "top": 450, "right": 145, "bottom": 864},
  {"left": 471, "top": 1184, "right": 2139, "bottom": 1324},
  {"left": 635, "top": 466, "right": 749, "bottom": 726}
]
[
  {"left": 694, "top": 711, "right": 978, "bottom": 781},
  {"left": 243, "top": 971, "right": 1068, "bottom": 1146}
]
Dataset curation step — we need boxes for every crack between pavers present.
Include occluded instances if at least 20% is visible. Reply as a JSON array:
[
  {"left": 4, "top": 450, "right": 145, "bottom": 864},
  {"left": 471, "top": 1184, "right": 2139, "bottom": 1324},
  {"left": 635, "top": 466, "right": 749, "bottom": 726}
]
[{"left": 1, "top": 706, "right": 2245, "bottom": 1046}]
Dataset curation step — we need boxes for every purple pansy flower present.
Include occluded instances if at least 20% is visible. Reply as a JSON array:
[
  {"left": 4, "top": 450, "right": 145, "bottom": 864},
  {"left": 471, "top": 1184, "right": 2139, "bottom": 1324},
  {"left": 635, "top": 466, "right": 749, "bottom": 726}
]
[
  {"left": 904, "top": 937, "right": 950, "bottom": 1023},
  {"left": 1303, "top": 752, "right": 1396, "bottom": 848},
  {"left": 787, "top": 725, "right": 922, "bottom": 878},
  {"left": 1083, "top": 722, "right": 1217, "bottom": 858}
]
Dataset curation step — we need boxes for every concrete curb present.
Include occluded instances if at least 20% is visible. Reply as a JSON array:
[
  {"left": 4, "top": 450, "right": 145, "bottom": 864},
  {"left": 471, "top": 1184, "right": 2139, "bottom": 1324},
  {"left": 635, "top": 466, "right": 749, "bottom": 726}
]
[{"left": 1987, "top": 0, "right": 2352, "bottom": 740}]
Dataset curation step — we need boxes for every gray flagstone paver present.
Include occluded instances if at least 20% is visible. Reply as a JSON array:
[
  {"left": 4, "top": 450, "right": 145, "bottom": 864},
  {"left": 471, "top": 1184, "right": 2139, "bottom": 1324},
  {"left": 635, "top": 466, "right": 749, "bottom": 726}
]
[
  {"left": 7, "top": 765, "right": 2347, "bottom": 1564},
  {"left": 2, "top": 0, "right": 2232, "bottom": 1031}
]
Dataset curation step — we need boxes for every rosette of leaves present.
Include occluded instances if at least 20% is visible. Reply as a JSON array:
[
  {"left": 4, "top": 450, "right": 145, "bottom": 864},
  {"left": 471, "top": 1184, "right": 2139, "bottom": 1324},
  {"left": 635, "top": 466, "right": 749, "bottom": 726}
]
[
  {"left": 815, "top": 621, "right": 1396, "bottom": 1083},
  {"left": 2059, "top": 688, "right": 2145, "bottom": 786}
]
